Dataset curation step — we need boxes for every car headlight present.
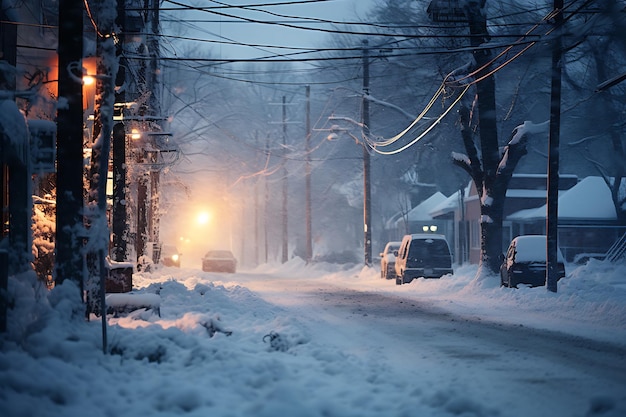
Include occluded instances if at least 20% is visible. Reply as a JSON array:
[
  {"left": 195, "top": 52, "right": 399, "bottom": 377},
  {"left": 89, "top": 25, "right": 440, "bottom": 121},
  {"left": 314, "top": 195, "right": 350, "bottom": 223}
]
[{"left": 171, "top": 254, "right": 179, "bottom": 262}]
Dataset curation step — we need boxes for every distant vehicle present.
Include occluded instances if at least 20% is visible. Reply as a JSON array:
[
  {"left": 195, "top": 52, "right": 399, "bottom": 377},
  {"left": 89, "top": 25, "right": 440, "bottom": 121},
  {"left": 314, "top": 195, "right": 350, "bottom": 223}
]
[
  {"left": 160, "top": 245, "right": 182, "bottom": 267},
  {"left": 380, "top": 241, "right": 401, "bottom": 280},
  {"left": 202, "top": 250, "right": 237, "bottom": 273},
  {"left": 395, "top": 234, "right": 453, "bottom": 285},
  {"left": 500, "top": 235, "right": 566, "bottom": 288}
]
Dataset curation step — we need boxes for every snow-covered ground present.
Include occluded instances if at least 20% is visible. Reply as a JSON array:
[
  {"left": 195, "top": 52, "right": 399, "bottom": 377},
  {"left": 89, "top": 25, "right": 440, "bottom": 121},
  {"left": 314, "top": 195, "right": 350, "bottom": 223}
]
[{"left": 1, "top": 258, "right": 625, "bottom": 417}]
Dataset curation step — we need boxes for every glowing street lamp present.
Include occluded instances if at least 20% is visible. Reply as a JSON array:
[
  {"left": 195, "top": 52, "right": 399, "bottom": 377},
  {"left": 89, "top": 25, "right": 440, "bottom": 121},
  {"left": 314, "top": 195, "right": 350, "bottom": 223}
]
[
  {"left": 197, "top": 211, "right": 211, "bottom": 225},
  {"left": 130, "top": 128, "right": 142, "bottom": 140}
]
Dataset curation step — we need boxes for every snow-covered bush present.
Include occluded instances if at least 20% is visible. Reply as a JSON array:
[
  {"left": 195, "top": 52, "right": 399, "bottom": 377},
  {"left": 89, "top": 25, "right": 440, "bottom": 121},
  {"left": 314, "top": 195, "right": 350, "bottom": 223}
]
[{"left": 31, "top": 194, "right": 55, "bottom": 288}]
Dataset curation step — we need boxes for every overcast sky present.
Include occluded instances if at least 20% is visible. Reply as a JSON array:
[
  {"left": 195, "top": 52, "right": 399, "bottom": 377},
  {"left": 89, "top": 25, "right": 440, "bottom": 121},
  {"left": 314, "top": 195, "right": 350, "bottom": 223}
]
[{"left": 163, "top": 0, "right": 376, "bottom": 61}]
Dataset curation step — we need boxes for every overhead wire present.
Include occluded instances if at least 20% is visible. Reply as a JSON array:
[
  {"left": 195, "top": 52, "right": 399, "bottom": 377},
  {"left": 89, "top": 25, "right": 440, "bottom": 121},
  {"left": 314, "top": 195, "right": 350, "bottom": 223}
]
[
  {"left": 83, "top": 0, "right": 105, "bottom": 38},
  {"left": 368, "top": 84, "right": 470, "bottom": 156},
  {"left": 364, "top": 0, "right": 597, "bottom": 155},
  {"left": 162, "top": 0, "right": 552, "bottom": 41},
  {"left": 157, "top": 0, "right": 601, "bottom": 161}
]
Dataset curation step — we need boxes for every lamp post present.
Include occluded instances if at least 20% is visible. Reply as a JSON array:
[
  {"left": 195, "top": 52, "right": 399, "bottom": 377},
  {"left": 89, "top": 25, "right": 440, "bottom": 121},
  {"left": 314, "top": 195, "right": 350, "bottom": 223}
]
[
  {"left": 320, "top": 41, "right": 376, "bottom": 266},
  {"left": 325, "top": 122, "right": 372, "bottom": 267}
]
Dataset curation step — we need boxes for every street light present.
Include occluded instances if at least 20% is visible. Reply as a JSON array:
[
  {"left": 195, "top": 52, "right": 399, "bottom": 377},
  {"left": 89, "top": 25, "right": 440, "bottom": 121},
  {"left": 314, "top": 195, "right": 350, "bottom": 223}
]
[
  {"left": 318, "top": 41, "right": 376, "bottom": 266},
  {"left": 325, "top": 122, "right": 373, "bottom": 266},
  {"left": 197, "top": 210, "right": 211, "bottom": 225}
]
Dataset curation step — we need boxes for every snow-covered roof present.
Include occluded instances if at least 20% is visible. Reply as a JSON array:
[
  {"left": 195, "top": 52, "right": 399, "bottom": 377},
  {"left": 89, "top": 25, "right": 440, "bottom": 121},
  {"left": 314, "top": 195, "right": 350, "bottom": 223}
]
[
  {"left": 508, "top": 176, "right": 617, "bottom": 221},
  {"left": 428, "top": 190, "right": 460, "bottom": 218},
  {"left": 403, "top": 192, "right": 447, "bottom": 222}
]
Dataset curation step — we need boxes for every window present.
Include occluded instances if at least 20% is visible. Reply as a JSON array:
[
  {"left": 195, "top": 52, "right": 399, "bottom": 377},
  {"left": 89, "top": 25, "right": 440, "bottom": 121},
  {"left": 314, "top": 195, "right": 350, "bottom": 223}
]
[{"left": 470, "top": 220, "right": 480, "bottom": 249}]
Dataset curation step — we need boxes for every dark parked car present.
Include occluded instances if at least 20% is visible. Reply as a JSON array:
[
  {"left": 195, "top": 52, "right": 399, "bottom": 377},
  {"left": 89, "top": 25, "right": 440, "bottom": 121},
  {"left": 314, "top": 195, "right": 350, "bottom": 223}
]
[
  {"left": 500, "top": 235, "right": 566, "bottom": 288},
  {"left": 202, "top": 250, "right": 237, "bottom": 273},
  {"left": 380, "top": 241, "right": 401, "bottom": 280},
  {"left": 160, "top": 245, "right": 181, "bottom": 267},
  {"left": 395, "top": 234, "right": 453, "bottom": 285}
]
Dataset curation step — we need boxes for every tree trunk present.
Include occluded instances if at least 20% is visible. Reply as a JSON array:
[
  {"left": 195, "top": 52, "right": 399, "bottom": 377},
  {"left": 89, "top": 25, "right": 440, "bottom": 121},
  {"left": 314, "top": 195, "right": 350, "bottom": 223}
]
[
  {"left": 466, "top": 1, "right": 502, "bottom": 275},
  {"left": 55, "top": 0, "right": 85, "bottom": 291}
]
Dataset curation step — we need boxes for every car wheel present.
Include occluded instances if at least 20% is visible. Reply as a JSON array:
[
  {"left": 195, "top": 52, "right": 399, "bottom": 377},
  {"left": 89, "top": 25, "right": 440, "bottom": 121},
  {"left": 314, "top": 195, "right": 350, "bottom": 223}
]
[{"left": 395, "top": 276, "right": 402, "bottom": 285}]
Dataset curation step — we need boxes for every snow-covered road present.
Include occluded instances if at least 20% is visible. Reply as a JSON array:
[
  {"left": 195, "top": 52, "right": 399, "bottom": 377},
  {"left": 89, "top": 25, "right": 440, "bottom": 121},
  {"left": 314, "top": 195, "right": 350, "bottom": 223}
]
[
  {"left": 239, "top": 271, "right": 626, "bottom": 417},
  {"left": 4, "top": 260, "right": 626, "bottom": 417}
]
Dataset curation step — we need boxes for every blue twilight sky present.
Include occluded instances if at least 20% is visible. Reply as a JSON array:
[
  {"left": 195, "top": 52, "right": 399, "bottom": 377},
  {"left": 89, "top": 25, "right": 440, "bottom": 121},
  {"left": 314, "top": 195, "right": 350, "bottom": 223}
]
[{"left": 161, "top": 0, "right": 376, "bottom": 61}]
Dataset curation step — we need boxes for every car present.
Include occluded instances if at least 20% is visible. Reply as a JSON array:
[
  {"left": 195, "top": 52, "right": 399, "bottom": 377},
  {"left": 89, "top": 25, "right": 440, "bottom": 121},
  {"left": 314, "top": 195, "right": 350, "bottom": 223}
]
[
  {"left": 379, "top": 241, "right": 401, "bottom": 280},
  {"left": 160, "top": 244, "right": 182, "bottom": 267},
  {"left": 202, "top": 250, "right": 237, "bottom": 273},
  {"left": 395, "top": 234, "right": 453, "bottom": 285},
  {"left": 500, "top": 235, "right": 566, "bottom": 288}
]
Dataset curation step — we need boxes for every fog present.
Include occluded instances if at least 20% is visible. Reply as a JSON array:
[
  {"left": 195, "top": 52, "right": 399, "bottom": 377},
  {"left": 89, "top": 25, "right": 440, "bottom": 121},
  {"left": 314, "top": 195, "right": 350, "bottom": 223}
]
[{"left": 154, "top": 1, "right": 626, "bottom": 267}]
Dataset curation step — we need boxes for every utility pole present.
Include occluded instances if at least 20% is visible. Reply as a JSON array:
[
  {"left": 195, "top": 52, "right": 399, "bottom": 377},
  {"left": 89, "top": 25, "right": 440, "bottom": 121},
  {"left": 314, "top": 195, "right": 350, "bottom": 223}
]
[
  {"left": 362, "top": 40, "right": 372, "bottom": 266},
  {"left": 55, "top": 0, "right": 84, "bottom": 290},
  {"left": 546, "top": 0, "right": 564, "bottom": 293},
  {"left": 282, "top": 95, "right": 289, "bottom": 263},
  {"left": 305, "top": 85, "right": 312, "bottom": 264},
  {"left": 86, "top": 0, "right": 117, "bottom": 351},
  {"left": 265, "top": 137, "right": 270, "bottom": 263},
  {"left": 147, "top": 0, "right": 162, "bottom": 249},
  {"left": 255, "top": 131, "right": 260, "bottom": 265},
  {"left": 112, "top": 0, "right": 127, "bottom": 262}
]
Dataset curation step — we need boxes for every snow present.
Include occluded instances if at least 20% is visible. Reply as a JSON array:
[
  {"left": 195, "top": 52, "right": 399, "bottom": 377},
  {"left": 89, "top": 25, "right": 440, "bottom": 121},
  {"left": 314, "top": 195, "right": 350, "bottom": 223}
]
[
  {"left": 404, "top": 192, "right": 447, "bottom": 221},
  {"left": 428, "top": 190, "right": 460, "bottom": 217},
  {"left": 508, "top": 120, "right": 549, "bottom": 145},
  {"left": 556, "top": 177, "right": 617, "bottom": 220},
  {"left": 0, "top": 98, "right": 29, "bottom": 159},
  {"left": 509, "top": 235, "right": 565, "bottom": 263},
  {"left": 2, "top": 258, "right": 625, "bottom": 417},
  {"left": 509, "top": 176, "right": 617, "bottom": 221}
]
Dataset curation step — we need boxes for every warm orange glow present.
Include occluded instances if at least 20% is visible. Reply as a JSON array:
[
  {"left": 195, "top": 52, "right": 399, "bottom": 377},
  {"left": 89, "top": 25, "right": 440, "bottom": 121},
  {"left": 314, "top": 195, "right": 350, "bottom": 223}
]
[
  {"left": 159, "top": 191, "right": 235, "bottom": 264},
  {"left": 197, "top": 211, "right": 211, "bottom": 225},
  {"left": 82, "top": 57, "right": 98, "bottom": 112},
  {"left": 131, "top": 129, "right": 142, "bottom": 140}
]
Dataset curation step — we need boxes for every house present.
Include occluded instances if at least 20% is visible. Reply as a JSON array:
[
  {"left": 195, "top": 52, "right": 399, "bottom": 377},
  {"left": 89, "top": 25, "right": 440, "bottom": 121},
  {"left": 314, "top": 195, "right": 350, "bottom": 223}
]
[
  {"left": 378, "top": 177, "right": 624, "bottom": 268},
  {"left": 383, "top": 191, "right": 456, "bottom": 258},
  {"left": 429, "top": 187, "right": 469, "bottom": 264},
  {"left": 394, "top": 192, "right": 448, "bottom": 233},
  {"left": 507, "top": 176, "right": 624, "bottom": 262},
  {"left": 453, "top": 174, "right": 579, "bottom": 264}
]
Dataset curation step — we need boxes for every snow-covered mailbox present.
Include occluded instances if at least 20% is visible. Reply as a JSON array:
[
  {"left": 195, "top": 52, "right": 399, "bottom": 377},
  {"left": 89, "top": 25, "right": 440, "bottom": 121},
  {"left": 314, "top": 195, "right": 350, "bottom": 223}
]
[
  {"left": 105, "top": 259, "right": 160, "bottom": 316},
  {"left": 28, "top": 120, "right": 56, "bottom": 173},
  {"left": 106, "top": 259, "right": 134, "bottom": 293}
]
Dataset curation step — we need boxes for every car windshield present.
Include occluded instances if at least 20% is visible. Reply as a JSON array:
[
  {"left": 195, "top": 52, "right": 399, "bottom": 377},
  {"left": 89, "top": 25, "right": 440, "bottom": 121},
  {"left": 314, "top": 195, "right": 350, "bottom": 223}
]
[
  {"left": 206, "top": 250, "right": 233, "bottom": 259},
  {"left": 408, "top": 239, "right": 449, "bottom": 259},
  {"left": 161, "top": 245, "right": 179, "bottom": 255},
  {"left": 387, "top": 244, "right": 400, "bottom": 253}
]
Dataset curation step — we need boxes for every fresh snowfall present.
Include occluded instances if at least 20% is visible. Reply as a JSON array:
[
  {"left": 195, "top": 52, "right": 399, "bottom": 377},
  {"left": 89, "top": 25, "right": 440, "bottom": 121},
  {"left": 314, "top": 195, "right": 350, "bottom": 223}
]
[{"left": 1, "top": 258, "right": 625, "bottom": 417}]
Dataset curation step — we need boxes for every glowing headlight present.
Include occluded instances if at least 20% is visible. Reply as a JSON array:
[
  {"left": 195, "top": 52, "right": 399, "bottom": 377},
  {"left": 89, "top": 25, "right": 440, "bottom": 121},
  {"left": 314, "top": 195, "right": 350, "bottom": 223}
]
[{"left": 171, "top": 254, "right": 179, "bottom": 262}]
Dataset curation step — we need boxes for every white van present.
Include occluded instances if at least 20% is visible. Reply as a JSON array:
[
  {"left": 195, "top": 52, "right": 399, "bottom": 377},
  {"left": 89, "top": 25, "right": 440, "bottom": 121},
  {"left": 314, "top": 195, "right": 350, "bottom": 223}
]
[{"left": 394, "top": 234, "right": 453, "bottom": 285}]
